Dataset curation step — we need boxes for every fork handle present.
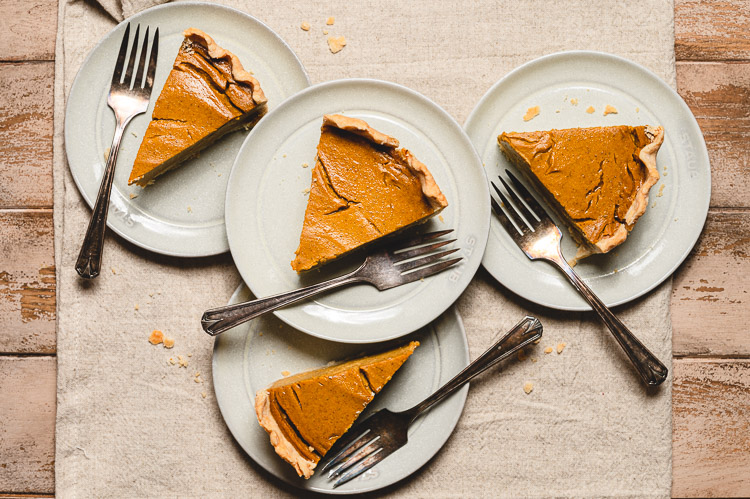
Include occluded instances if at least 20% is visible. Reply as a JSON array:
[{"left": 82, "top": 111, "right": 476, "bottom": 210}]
[
  {"left": 552, "top": 257, "right": 668, "bottom": 386},
  {"left": 201, "top": 271, "right": 364, "bottom": 336},
  {"left": 75, "top": 118, "right": 129, "bottom": 279},
  {"left": 403, "top": 316, "right": 543, "bottom": 423}
]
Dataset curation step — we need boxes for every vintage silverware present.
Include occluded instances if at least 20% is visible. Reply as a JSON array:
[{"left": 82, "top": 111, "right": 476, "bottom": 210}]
[
  {"left": 321, "top": 315, "right": 543, "bottom": 487},
  {"left": 75, "top": 23, "right": 159, "bottom": 279},
  {"left": 201, "top": 230, "right": 462, "bottom": 336},
  {"left": 490, "top": 170, "right": 668, "bottom": 386}
]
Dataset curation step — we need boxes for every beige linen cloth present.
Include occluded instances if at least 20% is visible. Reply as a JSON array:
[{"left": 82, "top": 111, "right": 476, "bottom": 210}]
[{"left": 54, "top": 0, "right": 675, "bottom": 496}]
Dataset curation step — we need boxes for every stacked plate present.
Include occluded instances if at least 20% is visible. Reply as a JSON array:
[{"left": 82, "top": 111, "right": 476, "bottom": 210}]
[{"left": 65, "top": 2, "right": 710, "bottom": 494}]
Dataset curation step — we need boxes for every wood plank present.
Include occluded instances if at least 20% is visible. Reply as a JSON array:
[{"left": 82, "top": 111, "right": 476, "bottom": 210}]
[
  {"left": 672, "top": 210, "right": 750, "bottom": 357},
  {"left": 675, "top": 0, "right": 750, "bottom": 61},
  {"left": 673, "top": 359, "right": 750, "bottom": 497},
  {"left": 0, "top": 63, "right": 54, "bottom": 209},
  {"left": 0, "top": 356, "right": 55, "bottom": 495},
  {"left": 0, "top": 211, "right": 55, "bottom": 354},
  {"left": 676, "top": 62, "right": 750, "bottom": 208},
  {"left": 0, "top": 0, "right": 58, "bottom": 62}
]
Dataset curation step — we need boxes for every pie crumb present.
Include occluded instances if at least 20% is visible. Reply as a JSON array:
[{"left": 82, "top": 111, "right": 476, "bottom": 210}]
[
  {"left": 544, "top": 346, "right": 553, "bottom": 354},
  {"left": 586, "top": 106, "right": 595, "bottom": 114},
  {"left": 323, "top": 29, "right": 329, "bottom": 35},
  {"left": 517, "top": 349, "right": 528, "bottom": 361},
  {"left": 636, "top": 107, "right": 640, "bottom": 113},
  {"left": 168, "top": 357, "right": 176, "bottom": 365},
  {"left": 531, "top": 357, "right": 538, "bottom": 363},
  {"left": 302, "top": 162, "right": 309, "bottom": 168},
  {"left": 657, "top": 184, "right": 666, "bottom": 197},
  {"left": 533, "top": 337, "right": 541, "bottom": 345},
  {"left": 111, "top": 267, "right": 117, "bottom": 275},
  {"left": 523, "top": 382, "right": 534, "bottom": 394},
  {"left": 194, "top": 376, "right": 202, "bottom": 384},
  {"left": 603, "top": 105, "right": 618, "bottom": 116},
  {"left": 283, "top": 153, "right": 287, "bottom": 158},
  {"left": 129, "top": 193, "right": 138, "bottom": 199},
  {"left": 555, "top": 110, "right": 560, "bottom": 113},
  {"left": 326, "top": 16, "right": 335, "bottom": 25},
  {"left": 187, "top": 206, "right": 192, "bottom": 213},
  {"left": 302, "top": 187, "right": 310, "bottom": 195},
  {"left": 178, "top": 355, "right": 189, "bottom": 368},
  {"left": 328, "top": 36, "right": 347, "bottom": 54},
  {"left": 439, "top": 215, "right": 445, "bottom": 223},
  {"left": 163, "top": 337, "right": 174, "bottom": 349},
  {"left": 134, "top": 304, "right": 139, "bottom": 311},
  {"left": 300, "top": 22, "right": 310, "bottom": 31},
  {"left": 523, "top": 106, "right": 540, "bottom": 121},
  {"left": 570, "top": 98, "right": 579, "bottom": 106},
  {"left": 281, "top": 370, "right": 291, "bottom": 376},
  {"left": 202, "top": 392, "right": 207, "bottom": 398},
  {"left": 557, "top": 342, "right": 566, "bottom": 354},
  {"left": 149, "top": 330, "right": 164, "bottom": 345}
]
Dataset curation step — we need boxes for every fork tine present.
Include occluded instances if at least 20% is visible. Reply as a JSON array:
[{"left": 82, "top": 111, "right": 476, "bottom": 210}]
[
  {"left": 320, "top": 429, "right": 373, "bottom": 473},
  {"left": 491, "top": 196, "right": 525, "bottom": 241},
  {"left": 329, "top": 437, "right": 382, "bottom": 479},
  {"left": 399, "top": 256, "right": 461, "bottom": 283},
  {"left": 391, "top": 238, "right": 456, "bottom": 263},
  {"left": 505, "top": 169, "right": 550, "bottom": 222},
  {"left": 145, "top": 27, "right": 159, "bottom": 92},
  {"left": 491, "top": 181, "right": 529, "bottom": 234},
  {"left": 134, "top": 26, "right": 149, "bottom": 88},
  {"left": 111, "top": 23, "right": 131, "bottom": 86},
  {"left": 396, "top": 248, "right": 460, "bottom": 273},
  {"left": 122, "top": 24, "right": 141, "bottom": 88},
  {"left": 393, "top": 229, "right": 453, "bottom": 250},
  {"left": 333, "top": 448, "right": 385, "bottom": 488},
  {"left": 498, "top": 175, "right": 539, "bottom": 226}
]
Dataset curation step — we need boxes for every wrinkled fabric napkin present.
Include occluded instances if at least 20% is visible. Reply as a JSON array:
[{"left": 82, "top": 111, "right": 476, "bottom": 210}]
[{"left": 54, "top": 0, "right": 675, "bottom": 496}]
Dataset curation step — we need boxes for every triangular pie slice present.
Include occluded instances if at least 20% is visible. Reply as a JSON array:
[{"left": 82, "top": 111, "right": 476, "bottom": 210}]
[
  {"left": 291, "top": 114, "right": 448, "bottom": 272},
  {"left": 128, "top": 28, "right": 267, "bottom": 187},
  {"left": 498, "top": 125, "right": 664, "bottom": 258},
  {"left": 255, "top": 341, "right": 419, "bottom": 478}
]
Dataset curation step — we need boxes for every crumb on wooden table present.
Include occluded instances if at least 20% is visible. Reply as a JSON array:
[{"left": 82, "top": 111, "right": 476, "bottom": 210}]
[
  {"left": 300, "top": 21, "right": 310, "bottom": 31},
  {"left": 328, "top": 36, "right": 346, "bottom": 54},
  {"left": 523, "top": 106, "right": 540, "bottom": 121},
  {"left": 603, "top": 104, "right": 618, "bottom": 116},
  {"left": 149, "top": 330, "right": 164, "bottom": 345},
  {"left": 557, "top": 342, "right": 566, "bottom": 354},
  {"left": 523, "top": 382, "right": 534, "bottom": 394}
]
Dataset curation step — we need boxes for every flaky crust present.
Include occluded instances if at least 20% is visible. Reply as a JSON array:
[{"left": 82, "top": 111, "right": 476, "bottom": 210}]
[
  {"left": 322, "top": 114, "right": 449, "bottom": 212},
  {"left": 183, "top": 28, "right": 267, "bottom": 106},
  {"left": 254, "top": 389, "right": 316, "bottom": 479},
  {"left": 590, "top": 125, "right": 664, "bottom": 254}
]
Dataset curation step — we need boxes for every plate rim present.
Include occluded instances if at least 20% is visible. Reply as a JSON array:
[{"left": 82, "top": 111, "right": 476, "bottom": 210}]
[
  {"left": 64, "top": 0, "right": 311, "bottom": 258},
  {"left": 464, "top": 49, "right": 711, "bottom": 311},
  {"left": 225, "top": 77, "right": 490, "bottom": 343},
  {"left": 211, "top": 283, "right": 470, "bottom": 494}
]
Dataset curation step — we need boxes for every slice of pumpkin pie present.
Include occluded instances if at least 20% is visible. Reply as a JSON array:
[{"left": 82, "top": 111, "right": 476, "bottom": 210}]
[
  {"left": 498, "top": 125, "right": 664, "bottom": 257},
  {"left": 128, "top": 28, "right": 267, "bottom": 187},
  {"left": 291, "top": 114, "right": 448, "bottom": 272},
  {"left": 255, "top": 341, "right": 419, "bottom": 478}
]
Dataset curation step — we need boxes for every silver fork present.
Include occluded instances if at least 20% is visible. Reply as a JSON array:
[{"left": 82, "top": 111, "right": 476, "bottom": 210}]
[
  {"left": 75, "top": 23, "right": 159, "bottom": 279},
  {"left": 201, "top": 230, "right": 462, "bottom": 336},
  {"left": 490, "top": 170, "right": 668, "bottom": 386},
  {"left": 321, "top": 315, "right": 543, "bottom": 487}
]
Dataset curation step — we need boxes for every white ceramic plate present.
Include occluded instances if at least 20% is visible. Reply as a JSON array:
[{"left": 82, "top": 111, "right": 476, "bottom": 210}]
[
  {"left": 225, "top": 79, "right": 490, "bottom": 343},
  {"left": 212, "top": 284, "right": 469, "bottom": 494},
  {"left": 65, "top": 2, "right": 310, "bottom": 257},
  {"left": 465, "top": 51, "right": 711, "bottom": 310}
]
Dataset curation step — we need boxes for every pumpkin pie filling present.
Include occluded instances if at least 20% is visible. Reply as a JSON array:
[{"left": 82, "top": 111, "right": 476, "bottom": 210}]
[
  {"left": 498, "top": 125, "right": 663, "bottom": 257},
  {"left": 128, "top": 28, "right": 267, "bottom": 187},
  {"left": 292, "top": 115, "right": 448, "bottom": 272},
  {"left": 255, "top": 341, "right": 419, "bottom": 478}
]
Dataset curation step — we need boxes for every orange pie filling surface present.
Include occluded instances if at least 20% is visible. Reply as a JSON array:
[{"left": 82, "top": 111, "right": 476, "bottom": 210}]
[
  {"left": 499, "top": 125, "right": 664, "bottom": 256},
  {"left": 255, "top": 341, "right": 418, "bottom": 478},
  {"left": 128, "top": 28, "right": 267, "bottom": 187},
  {"left": 292, "top": 115, "right": 448, "bottom": 272}
]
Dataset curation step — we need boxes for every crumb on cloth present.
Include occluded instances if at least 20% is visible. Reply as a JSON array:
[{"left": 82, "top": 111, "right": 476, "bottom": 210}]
[{"left": 328, "top": 36, "right": 346, "bottom": 54}]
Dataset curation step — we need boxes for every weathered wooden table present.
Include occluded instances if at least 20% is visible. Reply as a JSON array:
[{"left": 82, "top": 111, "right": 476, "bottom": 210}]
[{"left": 0, "top": 1, "right": 747, "bottom": 496}]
